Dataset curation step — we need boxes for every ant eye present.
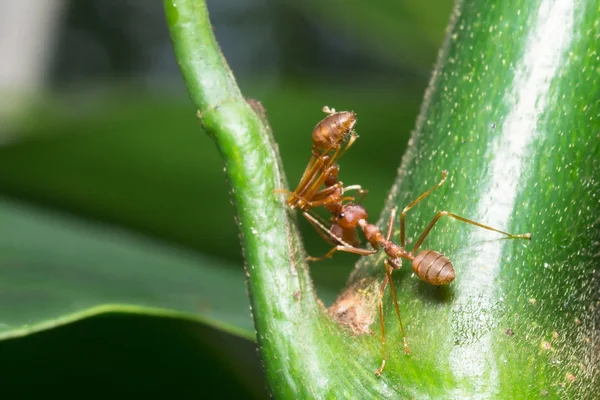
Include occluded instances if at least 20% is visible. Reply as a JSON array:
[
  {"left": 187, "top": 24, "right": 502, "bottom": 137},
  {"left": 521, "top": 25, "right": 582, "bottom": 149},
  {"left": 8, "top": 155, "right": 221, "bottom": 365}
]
[{"left": 338, "top": 213, "right": 344, "bottom": 219}]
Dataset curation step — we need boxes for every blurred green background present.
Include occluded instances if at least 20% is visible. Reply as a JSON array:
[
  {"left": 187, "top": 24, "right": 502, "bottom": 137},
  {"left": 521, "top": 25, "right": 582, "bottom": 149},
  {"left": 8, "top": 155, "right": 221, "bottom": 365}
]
[{"left": 0, "top": 0, "right": 453, "bottom": 396}]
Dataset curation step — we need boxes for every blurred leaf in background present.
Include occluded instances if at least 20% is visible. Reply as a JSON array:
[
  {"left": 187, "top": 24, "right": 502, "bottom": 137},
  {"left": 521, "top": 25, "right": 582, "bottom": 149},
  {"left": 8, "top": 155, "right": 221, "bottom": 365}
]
[{"left": 0, "top": 0, "right": 452, "bottom": 396}]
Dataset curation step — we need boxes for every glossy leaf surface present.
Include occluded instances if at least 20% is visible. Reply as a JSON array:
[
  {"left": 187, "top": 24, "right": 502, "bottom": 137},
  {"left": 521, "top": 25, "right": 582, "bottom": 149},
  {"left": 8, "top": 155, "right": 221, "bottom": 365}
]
[
  {"left": 338, "top": 0, "right": 599, "bottom": 397},
  {"left": 0, "top": 196, "right": 253, "bottom": 340}
]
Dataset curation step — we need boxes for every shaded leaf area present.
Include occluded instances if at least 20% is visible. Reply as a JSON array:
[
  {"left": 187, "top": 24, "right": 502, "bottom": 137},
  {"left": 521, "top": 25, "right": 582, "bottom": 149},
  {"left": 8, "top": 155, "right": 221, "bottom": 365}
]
[
  {"left": 0, "top": 312, "right": 267, "bottom": 398},
  {"left": 279, "top": 0, "right": 453, "bottom": 70},
  {"left": 333, "top": 0, "right": 599, "bottom": 397},
  {"left": 0, "top": 196, "right": 253, "bottom": 340}
]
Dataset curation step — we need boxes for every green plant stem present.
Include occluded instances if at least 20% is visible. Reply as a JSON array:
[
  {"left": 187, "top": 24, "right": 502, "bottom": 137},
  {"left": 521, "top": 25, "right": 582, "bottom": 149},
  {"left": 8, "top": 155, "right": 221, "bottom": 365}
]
[{"left": 164, "top": 1, "right": 385, "bottom": 397}]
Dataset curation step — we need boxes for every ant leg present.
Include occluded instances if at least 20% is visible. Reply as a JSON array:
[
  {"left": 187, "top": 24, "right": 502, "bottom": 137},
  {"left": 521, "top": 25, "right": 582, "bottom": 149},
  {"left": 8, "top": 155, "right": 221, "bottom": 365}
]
[
  {"left": 342, "top": 184, "right": 363, "bottom": 194},
  {"left": 296, "top": 154, "right": 321, "bottom": 189},
  {"left": 299, "top": 156, "right": 351, "bottom": 207},
  {"left": 307, "top": 244, "right": 378, "bottom": 262},
  {"left": 385, "top": 259, "right": 410, "bottom": 355},
  {"left": 305, "top": 195, "right": 355, "bottom": 209},
  {"left": 287, "top": 156, "right": 324, "bottom": 207},
  {"left": 306, "top": 246, "right": 339, "bottom": 262},
  {"left": 385, "top": 207, "right": 398, "bottom": 241},
  {"left": 356, "top": 190, "right": 368, "bottom": 204},
  {"left": 276, "top": 186, "right": 343, "bottom": 210},
  {"left": 314, "top": 131, "right": 358, "bottom": 165},
  {"left": 375, "top": 257, "right": 410, "bottom": 377},
  {"left": 302, "top": 212, "right": 377, "bottom": 261},
  {"left": 302, "top": 212, "right": 340, "bottom": 247},
  {"left": 304, "top": 183, "right": 358, "bottom": 209},
  {"left": 307, "top": 182, "right": 365, "bottom": 207},
  {"left": 300, "top": 154, "right": 319, "bottom": 180},
  {"left": 400, "top": 170, "right": 448, "bottom": 247},
  {"left": 344, "top": 185, "right": 368, "bottom": 204},
  {"left": 412, "top": 211, "right": 532, "bottom": 254},
  {"left": 299, "top": 127, "right": 358, "bottom": 202},
  {"left": 305, "top": 133, "right": 357, "bottom": 203},
  {"left": 356, "top": 189, "right": 368, "bottom": 204},
  {"left": 307, "top": 184, "right": 343, "bottom": 204},
  {"left": 375, "top": 271, "right": 390, "bottom": 376},
  {"left": 295, "top": 155, "right": 335, "bottom": 201},
  {"left": 273, "top": 188, "right": 293, "bottom": 196},
  {"left": 335, "top": 132, "right": 359, "bottom": 162}
]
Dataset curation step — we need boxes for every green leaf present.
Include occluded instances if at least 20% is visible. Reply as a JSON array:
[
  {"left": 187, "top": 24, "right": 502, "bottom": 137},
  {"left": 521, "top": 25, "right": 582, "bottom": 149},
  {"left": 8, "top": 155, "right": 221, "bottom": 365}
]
[
  {"left": 337, "top": 0, "right": 599, "bottom": 397},
  {"left": 0, "top": 196, "right": 254, "bottom": 340},
  {"left": 0, "top": 94, "right": 240, "bottom": 261}
]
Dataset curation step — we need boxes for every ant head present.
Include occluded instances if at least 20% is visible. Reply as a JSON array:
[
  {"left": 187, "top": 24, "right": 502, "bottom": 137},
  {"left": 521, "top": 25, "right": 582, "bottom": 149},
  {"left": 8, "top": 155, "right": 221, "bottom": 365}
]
[{"left": 337, "top": 204, "right": 367, "bottom": 229}]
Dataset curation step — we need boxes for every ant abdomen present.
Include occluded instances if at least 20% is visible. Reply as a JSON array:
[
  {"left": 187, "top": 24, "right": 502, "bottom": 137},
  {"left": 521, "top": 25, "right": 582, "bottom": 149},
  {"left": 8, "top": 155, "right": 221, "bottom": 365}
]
[
  {"left": 312, "top": 111, "right": 356, "bottom": 153},
  {"left": 412, "top": 250, "right": 455, "bottom": 285}
]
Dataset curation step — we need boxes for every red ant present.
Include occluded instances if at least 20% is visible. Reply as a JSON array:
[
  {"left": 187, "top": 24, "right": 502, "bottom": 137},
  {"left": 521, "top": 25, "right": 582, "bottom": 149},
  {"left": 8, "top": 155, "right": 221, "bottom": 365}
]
[
  {"left": 306, "top": 170, "right": 531, "bottom": 375},
  {"left": 280, "top": 108, "right": 532, "bottom": 376},
  {"left": 278, "top": 106, "right": 369, "bottom": 251}
]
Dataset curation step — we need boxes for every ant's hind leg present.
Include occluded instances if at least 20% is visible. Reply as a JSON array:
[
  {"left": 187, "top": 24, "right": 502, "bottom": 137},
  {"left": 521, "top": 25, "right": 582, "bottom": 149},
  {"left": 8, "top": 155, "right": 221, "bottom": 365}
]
[
  {"left": 385, "top": 259, "right": 410, "bottom": 355},
  {"left": 411, "top": 211, "right": 532, "bottom": 254},
  {"left": 375, "top": 258, "right": 410, "bottom": 377},
  {"left": 400, "top": 171, "right": 448, "bottom": 247},
  {"left": 375, "top": 272, "right": 390, "bottom": 376}
]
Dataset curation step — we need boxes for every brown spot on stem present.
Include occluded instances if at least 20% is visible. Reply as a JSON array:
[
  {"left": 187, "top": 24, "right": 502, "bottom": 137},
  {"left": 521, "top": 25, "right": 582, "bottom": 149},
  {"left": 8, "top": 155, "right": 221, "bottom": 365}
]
[{"left": 329, "top": 277, "right": 378, "bottom": 335}]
